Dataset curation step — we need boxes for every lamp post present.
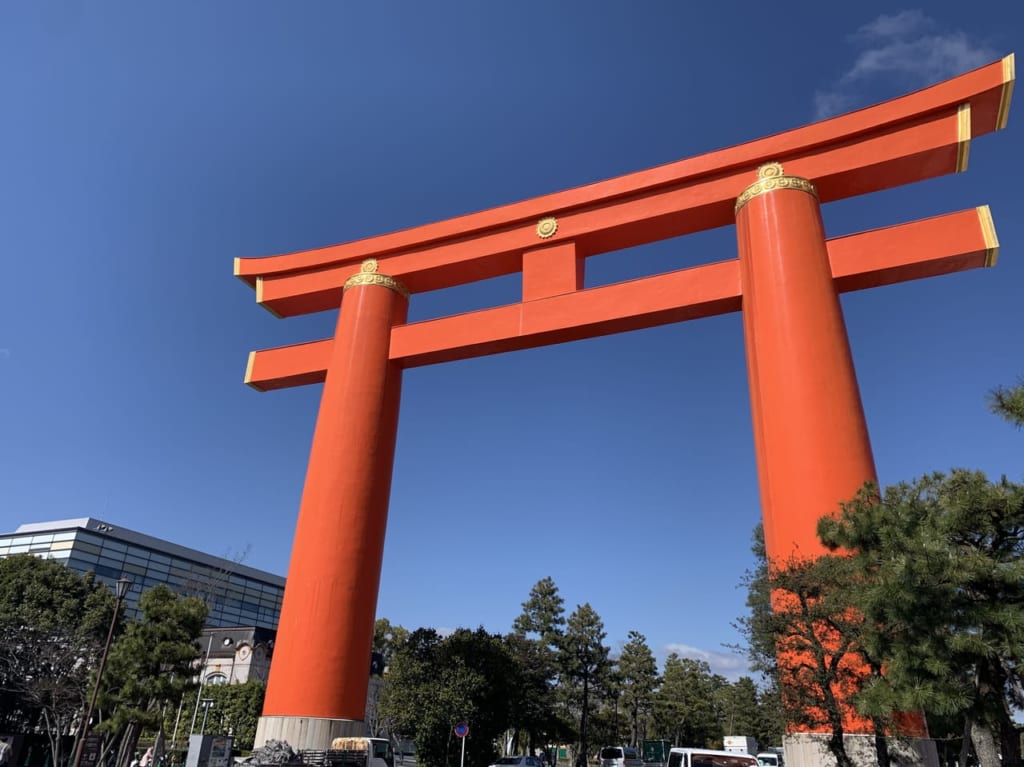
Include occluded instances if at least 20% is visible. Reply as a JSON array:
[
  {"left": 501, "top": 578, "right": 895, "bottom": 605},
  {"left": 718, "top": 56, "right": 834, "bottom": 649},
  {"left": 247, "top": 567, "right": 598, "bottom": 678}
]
[
  {"left": 198, "top": 699, "right": 215, "bottom": 735},
  {"left": 72, "top": 577, "right": 132, "bottom": 767}
]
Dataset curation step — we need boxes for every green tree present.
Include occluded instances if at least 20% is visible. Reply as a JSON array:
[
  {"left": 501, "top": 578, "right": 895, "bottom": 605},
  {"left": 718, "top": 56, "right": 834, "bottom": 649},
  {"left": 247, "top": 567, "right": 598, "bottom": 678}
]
[
  {"left": 714, "top": 677, "right": 760, "bottom": 743},
  {"left": 617, "top": 632, "right": 659, "bottom": 746},
  {"left": 652, "top": 655, "right": 722, "bottom": 748},
  {"left": 510, "top": 579, "right": 569, "bottom": 756},
  {"left": 503, "top": 632, "right": 569, "bottom": 758},
  {"left": 735, "top": 525, "right": 779, "bottom": 685},
  {"left": 99, "top": 585, "right": 208, "bottom": 767},
  {"left": 754, "top": 684, "right": 785, "bottom": 752},
  {"left": 819, "top": 470, "right": 1024, "bottom": 767},
  {"left": 374, "top": 618, "right": 410, "bottom": 668},
  {"left": 587, "top": 665, "right": 624, "bottom": 749},
  {"left": 758, "top": 554, "right": 879, "bottom": 767},
  {"left": 0, "top": 555, "right": 117, "bottom": 767},
  {"left": 733, "top": 525, "right": 785, "bottom": 748},
  {"left": 989, "top": 378, "right": 1024, "bottom": 428},
  {"left": 736, "top": 526, "right": 890, "bottom": 767},
  {"left": 378, "top": 627, "right": 516, "bottom": 767},
  {"left": 559, "top": 605, "right": 611, "bottom": 765},
  {"left": 513, "top": 577, "right": 566, "bottom": 651}
]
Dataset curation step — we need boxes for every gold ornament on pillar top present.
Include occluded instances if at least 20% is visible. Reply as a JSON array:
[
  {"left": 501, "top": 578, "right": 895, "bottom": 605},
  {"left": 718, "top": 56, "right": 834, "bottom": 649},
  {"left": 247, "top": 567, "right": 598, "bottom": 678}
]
[
  {"left": 734, "top": 161, "right": 819, "bottom": 214},
  {"left": 343, "top": 258, "right": 410, "bottom": 298},
  {"left": 536, "top": 216, "right": 558, "bottom": 239}
]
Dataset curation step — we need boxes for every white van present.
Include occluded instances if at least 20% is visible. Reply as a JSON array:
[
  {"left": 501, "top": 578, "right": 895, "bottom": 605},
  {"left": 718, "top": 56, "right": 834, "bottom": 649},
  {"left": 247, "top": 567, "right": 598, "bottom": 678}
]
[
  {"left": 599, "top": 746, "right": 643, "bottom": 767},
  {"left": 755, "top": 755, "right": 781, "bottom": 767},
  {"left": 667, "top": 748, "right": 757, "bottom": 767}
]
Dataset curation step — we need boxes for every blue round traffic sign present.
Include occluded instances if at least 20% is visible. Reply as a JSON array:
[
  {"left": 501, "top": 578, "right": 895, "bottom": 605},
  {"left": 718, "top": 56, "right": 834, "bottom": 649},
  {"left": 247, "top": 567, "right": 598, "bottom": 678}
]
[{"left": 454, "top": 722, "right": 469, "bottom": 738}]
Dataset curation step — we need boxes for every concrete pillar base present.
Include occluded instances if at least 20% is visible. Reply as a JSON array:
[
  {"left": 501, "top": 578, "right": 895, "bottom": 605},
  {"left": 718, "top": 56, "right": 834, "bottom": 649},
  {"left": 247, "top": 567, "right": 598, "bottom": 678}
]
[
  {"left": 783, "top": 733, "right": 939, "bottom": 767},
  {"left": 254, "top": 716, "right": 365, "bottom": 752}
]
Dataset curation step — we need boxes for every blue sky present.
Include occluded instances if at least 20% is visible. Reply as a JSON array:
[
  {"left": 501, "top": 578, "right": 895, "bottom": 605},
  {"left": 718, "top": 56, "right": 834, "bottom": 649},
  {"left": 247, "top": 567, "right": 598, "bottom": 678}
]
[{"left": 1, "top": 2, "right": 1021, "bottom": 681}]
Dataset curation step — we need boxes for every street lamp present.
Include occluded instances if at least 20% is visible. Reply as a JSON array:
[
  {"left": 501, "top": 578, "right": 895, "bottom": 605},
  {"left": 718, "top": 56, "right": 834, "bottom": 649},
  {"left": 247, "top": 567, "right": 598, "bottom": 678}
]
[
  {"left": 72, "top": 577, "right": 132, "bottom": 767},
  {"left": 198, "top": 699, "right": 215, "bottom": 735}
]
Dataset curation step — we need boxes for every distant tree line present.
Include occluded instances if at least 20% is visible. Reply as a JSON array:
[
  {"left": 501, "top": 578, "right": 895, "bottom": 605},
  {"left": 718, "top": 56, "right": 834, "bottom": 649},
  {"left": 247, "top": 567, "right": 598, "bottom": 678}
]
[{"left": 375, "top": 578, "right": 782, "bottom": 767}]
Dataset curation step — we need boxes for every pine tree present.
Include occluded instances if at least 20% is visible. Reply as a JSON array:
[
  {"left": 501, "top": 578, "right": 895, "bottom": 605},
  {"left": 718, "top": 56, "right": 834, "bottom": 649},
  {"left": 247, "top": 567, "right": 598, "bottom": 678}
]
[
  {"left": 513, "top": 577, "right": 566, "bottom": 651},
  {"left": 652, "top": 655, "right": 723, "bottom": 749},
  {"left": 989, "top": 379, "right": 1024, "bottom": 428},
  {"left": 714, "top": 677, "right": 760, "bottom": 742},
  {"left": 819, "top": 470, "right": 1024, "bottom": 767},
  {"left": 99, "top": 585, "right": 208, "bottom": 767},
  {"left": 617, "top": 631, "right": 659, "bottom": 746},
  {"left": 560, "top": 604, "right": 611, "bottom": 766}
]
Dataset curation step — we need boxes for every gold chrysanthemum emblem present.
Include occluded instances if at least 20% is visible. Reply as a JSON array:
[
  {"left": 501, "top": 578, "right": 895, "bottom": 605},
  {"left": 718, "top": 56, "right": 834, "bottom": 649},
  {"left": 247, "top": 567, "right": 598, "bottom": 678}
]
[{"left": 536, "top": 217, "right": 558, "bottom": 239}]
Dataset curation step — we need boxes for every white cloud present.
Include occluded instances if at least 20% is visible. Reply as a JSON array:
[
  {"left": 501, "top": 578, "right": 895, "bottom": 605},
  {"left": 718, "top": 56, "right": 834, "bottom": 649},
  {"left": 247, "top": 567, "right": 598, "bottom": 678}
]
[
  {"left": 658, "top": 642, "right": 753, "bottom": 682},
  {"left": 852, "top": 10, "right": 932, "bottom": 42},
  {"left": 813, "top": 10, "right": 996, "bottom": 120},
  {"left": 813, "top": 91, "right": 855, "bottom": 122},
  {"left": 842, "top": 34, "right": 995, "bottom": 85}
]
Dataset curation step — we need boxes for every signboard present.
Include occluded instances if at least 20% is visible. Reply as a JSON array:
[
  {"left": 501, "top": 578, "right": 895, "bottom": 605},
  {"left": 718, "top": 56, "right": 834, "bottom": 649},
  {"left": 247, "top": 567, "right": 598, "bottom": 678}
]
[
  {"left": 80, "top": 735, "right": 104, "bottom": 767},
  {"left": 454, "top": 722, "right": 469, "bottom": 738},
  {"left": 208, "top": 737, "right": 232, "bottom": 767}
]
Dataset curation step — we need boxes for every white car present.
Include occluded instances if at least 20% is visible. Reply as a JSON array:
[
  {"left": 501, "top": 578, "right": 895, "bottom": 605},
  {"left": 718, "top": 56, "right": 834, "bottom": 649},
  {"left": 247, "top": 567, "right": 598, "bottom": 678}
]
[{"left": 489, "top": 757, "right": 544, "bottom": 767}]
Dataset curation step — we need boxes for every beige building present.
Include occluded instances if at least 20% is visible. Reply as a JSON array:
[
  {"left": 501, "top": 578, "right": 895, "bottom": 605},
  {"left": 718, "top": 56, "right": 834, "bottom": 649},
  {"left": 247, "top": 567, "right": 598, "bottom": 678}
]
[{"left": 197, "top": 626, "right": 276, "bottom": 685}]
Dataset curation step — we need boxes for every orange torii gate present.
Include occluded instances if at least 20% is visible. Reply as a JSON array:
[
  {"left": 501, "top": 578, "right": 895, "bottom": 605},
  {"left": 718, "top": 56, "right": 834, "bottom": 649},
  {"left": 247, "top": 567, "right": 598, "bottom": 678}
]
[{"left": 236, "top": 56, "right": 1013, "bottom": 759}]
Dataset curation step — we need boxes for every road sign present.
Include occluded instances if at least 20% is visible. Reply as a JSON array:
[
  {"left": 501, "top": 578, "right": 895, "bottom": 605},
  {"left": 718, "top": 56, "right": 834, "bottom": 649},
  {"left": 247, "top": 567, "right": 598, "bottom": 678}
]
[{"left": 454, "top": 722, "right": 469, "bottom": 738}]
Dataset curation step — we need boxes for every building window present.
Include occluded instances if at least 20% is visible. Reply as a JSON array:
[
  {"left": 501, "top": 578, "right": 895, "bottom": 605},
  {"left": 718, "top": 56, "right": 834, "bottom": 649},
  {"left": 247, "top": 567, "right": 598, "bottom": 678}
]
[{"left": 205, "top": 673, "right": 228, "bottom": 685}]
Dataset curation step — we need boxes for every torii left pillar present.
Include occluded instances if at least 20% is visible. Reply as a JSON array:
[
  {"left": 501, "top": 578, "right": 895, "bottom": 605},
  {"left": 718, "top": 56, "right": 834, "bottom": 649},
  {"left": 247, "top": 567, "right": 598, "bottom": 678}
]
[{"left": 254, "top": 260, "right": 408, "bottom": 748}]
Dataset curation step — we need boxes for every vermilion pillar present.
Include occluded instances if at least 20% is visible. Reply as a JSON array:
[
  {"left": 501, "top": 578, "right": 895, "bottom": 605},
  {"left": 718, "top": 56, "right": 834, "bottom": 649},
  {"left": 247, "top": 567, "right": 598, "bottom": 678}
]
[
  {"left": 737, "top": 163, "right": 876, "bottom": 744},
  {"left": 255, "top": 259, "right": 408, "bottom": 749},
  {"left": 736, "top": 163, "right": 876, "bottom": 564},
  {"left": 735, "top": 164, "right": 928, "bottom": 756}
]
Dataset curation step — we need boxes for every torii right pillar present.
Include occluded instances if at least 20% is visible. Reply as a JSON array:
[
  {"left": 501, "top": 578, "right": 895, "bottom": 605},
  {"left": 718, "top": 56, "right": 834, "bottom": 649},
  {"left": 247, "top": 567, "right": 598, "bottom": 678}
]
[{"left": 736, "top": 163, "right": 932, "bottom": 766}]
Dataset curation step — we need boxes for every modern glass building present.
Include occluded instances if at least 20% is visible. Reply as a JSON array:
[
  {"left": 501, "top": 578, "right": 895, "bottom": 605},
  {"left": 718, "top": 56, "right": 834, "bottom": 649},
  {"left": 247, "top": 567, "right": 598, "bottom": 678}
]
[{"left": 0, "top": 517, "right": 285, "bottom": 630}]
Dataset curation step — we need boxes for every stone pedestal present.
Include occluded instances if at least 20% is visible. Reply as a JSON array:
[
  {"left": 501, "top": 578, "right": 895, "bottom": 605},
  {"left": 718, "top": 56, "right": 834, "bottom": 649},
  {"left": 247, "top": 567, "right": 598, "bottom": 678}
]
[
  {"left": 253, "top": 716, "right": 365, "bottom": 752},
  {"left": 783, "top": 733, "right": 939, "bottom": 767}
]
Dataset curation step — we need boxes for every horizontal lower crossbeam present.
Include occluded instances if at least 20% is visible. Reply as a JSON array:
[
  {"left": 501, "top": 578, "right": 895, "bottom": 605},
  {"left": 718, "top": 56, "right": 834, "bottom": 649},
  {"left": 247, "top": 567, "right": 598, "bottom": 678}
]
[{"left": 245, "top": 207, "right": 997, "bottom": 391}]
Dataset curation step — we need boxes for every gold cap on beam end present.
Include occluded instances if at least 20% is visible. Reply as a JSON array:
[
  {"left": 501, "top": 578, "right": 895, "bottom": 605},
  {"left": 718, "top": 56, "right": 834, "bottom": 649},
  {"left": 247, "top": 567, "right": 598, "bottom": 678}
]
[{"left": 977, "top": 205, "right": 999, "bottom": 267}]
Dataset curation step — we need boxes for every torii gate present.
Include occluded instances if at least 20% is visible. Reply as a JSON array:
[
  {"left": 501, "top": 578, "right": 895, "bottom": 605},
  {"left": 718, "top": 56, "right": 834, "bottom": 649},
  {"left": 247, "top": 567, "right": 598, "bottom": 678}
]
[{"left": 236, "top": 55, "right": 1013, "bottom": 760}]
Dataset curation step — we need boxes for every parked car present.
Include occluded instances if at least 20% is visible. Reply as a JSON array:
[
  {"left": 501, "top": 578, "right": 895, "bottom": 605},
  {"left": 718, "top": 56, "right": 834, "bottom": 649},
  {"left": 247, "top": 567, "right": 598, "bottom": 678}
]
[{"left": 599, "top": 747, "right": 643, "bottom": 767}]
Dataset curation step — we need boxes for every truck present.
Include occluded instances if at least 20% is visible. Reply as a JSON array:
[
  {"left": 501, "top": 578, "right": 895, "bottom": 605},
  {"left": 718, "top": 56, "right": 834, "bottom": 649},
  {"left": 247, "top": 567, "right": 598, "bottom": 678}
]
[
  {"left": 722, "top": 737, "right": 757, "bottom": 755},
  {"left": 325, "top": 737, "right": 395, "bottom": 767},
  {"left": 641, "top": 740, "right": 673, "bottom": 766}
]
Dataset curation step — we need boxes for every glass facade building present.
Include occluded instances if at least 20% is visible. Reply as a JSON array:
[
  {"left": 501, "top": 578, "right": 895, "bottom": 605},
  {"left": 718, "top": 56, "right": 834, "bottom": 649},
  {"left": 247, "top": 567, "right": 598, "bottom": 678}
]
[{"left": 0, "top": 518, "right": 285, "bottom": 630}]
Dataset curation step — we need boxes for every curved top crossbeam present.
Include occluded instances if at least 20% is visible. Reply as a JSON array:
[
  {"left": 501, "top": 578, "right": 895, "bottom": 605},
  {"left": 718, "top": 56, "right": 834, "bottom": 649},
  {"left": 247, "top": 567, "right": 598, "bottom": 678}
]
[
  {"left": 235, "top": 55, "right": 1012, "bottom": 317},
  {"left": 238, "top": 55, "right": 1012, "bottom": 392}
]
